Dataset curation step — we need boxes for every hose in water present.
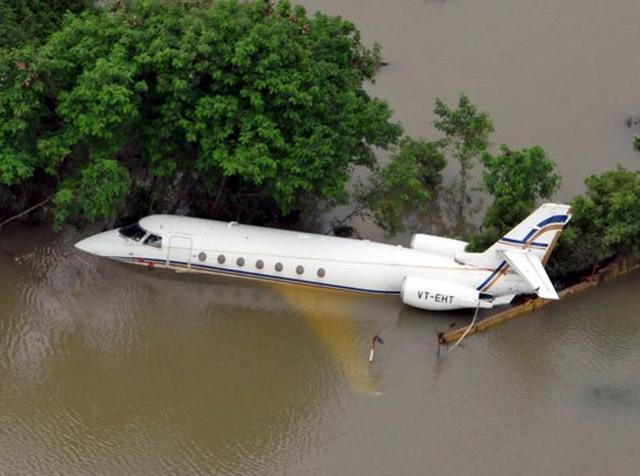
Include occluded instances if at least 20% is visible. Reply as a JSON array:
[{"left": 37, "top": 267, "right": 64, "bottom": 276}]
[{"left": 449, "top": 302, "right": 481, "bottom": 351}]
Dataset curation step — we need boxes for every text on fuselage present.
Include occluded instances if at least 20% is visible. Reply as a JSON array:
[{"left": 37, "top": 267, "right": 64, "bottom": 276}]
[{"left": 416, "top": 291, "right": 454, "bottom": 304}]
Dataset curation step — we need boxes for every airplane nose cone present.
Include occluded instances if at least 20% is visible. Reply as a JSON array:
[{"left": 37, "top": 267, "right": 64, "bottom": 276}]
[{"left": 75, "top": 234, "right": 107, "bottom": 256}]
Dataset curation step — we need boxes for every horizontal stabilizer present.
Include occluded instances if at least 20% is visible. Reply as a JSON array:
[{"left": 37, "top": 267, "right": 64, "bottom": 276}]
[{"left": 498, "top": 250, "right": 559, "bottom": 300}]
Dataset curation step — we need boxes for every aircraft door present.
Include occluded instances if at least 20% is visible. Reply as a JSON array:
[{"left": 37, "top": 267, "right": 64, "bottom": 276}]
[{"left": 167, "top": 235, "right": 193, "bottom": 269}]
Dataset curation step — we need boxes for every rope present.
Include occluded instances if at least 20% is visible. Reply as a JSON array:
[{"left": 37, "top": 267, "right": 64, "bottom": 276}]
[{"left": 449, "top": 302, "right": 481, "bottom": 351}]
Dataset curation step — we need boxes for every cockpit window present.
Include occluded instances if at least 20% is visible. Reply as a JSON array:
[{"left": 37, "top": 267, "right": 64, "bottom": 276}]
[
  {"left": 119, "top": 223, "right": 146, "bottom": 241},
  {"left": 144, "top": 233, "right": 162, "bottom": 249}
]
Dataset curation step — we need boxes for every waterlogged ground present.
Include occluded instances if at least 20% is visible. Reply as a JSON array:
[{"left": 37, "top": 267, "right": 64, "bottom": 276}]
[{"left": 1, "top": 226, "right": 640, "bottom": 475}]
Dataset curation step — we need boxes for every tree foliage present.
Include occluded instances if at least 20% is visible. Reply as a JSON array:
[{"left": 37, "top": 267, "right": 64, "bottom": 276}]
[
  {"left": 433, "top": 94, "right": 493, "bottom": 228},
  {"left": 548, "top": 166, "right": 640, "bottom": 279},
  {"left": 467, "top": 145, "right": 560, "bottom": 251},
  {"left": 353, "top": 137, "right": 446, "bottom": 235},
  {"left": 0, "top": 0, "right": 401, "bottom": 227},
  {"left": 0, "top": 0, "right": 93, "bottom": 49}
]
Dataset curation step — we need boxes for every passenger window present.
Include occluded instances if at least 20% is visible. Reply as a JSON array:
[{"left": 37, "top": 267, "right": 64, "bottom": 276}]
[
  {"left": 119, "top": 223, "right": 146, "bottom": 241},
  {"left": 143, "top": 234, "right": 163, "bottom": 249}
]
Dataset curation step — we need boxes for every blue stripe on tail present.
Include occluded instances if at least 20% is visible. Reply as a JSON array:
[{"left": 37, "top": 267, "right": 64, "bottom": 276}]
[
  {"left": 476, "top": 260, "right": 507, "bottom": 291},
  {"left": 499, "top": 214, "right": 570, "bottom": 248}
]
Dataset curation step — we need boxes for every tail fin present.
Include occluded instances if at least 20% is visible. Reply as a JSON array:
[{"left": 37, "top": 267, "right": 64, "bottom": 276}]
[
  {"left": 457, "top": 203, "right": 571, "bottom": 299},
  {"left": 487, "top": 203, "right": 571, "bottom": 264}
]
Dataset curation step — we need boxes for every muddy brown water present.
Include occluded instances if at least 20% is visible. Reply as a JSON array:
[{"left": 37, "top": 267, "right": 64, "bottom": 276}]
[
  {"left": 299, "top": 0, "right": 640, "bottom": 239},
  {"left": 3, "top": 0, "right": 640, "bottom": 474},
  {"left": 2, "top": 223, "right": 640, "bottom": 475}
]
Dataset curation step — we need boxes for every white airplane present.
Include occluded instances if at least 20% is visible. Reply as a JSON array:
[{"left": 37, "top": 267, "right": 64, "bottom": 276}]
[{"left": 75, "top": 203, "right": 571, "bottom": 312}]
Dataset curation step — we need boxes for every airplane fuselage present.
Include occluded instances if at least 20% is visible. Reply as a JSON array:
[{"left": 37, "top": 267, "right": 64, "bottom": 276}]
[{"left": 75, "top": 215, "right": 531, "bottom": 304}]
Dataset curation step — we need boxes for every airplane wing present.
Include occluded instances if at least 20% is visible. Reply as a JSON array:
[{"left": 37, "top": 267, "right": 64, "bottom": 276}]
[{"left": 498, "top": 250, "right": 559, "bottom": 300}]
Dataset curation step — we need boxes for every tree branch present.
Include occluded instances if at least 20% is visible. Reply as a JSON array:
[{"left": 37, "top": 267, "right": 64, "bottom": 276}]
[
  {"left": 0, "top": 195, "right": 53, "bottom": 230},
  {"left": 324, "top": 205, "right": 368, "bottom": 234}
]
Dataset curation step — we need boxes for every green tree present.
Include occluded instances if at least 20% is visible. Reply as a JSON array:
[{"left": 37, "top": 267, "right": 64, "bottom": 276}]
[
  {"left": 0, "top": 0, "right": 92, "bottom": 49},
  {"left": 433, "top": 94, "right": 493, "bottom": 230},
  {"left": 0, "top": 0, "right": 401, "bottom": 228},
  {"left": 468, "top": 145, "right": 560, "bottom": 251},
  {"left": 548, "top": 166, "right": 640, "bottom": 280},
  {"left": 356, "top": 138, "right": 446, "bottom": 235}
]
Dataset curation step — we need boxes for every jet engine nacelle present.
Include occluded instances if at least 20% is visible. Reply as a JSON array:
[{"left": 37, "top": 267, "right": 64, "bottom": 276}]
[
  {"left": 401, "top": 276, "right": 493, "bottom": 311},
  {"left": 410, "top": 234, "right": 468, "bottom": 256}
]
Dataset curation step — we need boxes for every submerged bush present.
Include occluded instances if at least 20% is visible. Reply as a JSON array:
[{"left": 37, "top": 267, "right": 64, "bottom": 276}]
[{"left": 548, "top": 166, "right": 640, "bottom": 280}]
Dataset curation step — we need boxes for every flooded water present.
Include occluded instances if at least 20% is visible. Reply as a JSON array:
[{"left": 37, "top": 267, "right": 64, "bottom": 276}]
[
  {"left": 300, "top": 0, "right": 640, "bottom": 204},
  {"left": 3, "top": 0, "right": 640, "bottom": 474},
  {"left": 2, "top": 223, "right": 640, "bottom": 475}
]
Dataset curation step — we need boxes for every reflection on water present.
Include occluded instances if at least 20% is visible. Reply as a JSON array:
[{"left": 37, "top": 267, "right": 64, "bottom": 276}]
[{"left": 276, "top": 284, "right": 394, "bottom": 394}]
